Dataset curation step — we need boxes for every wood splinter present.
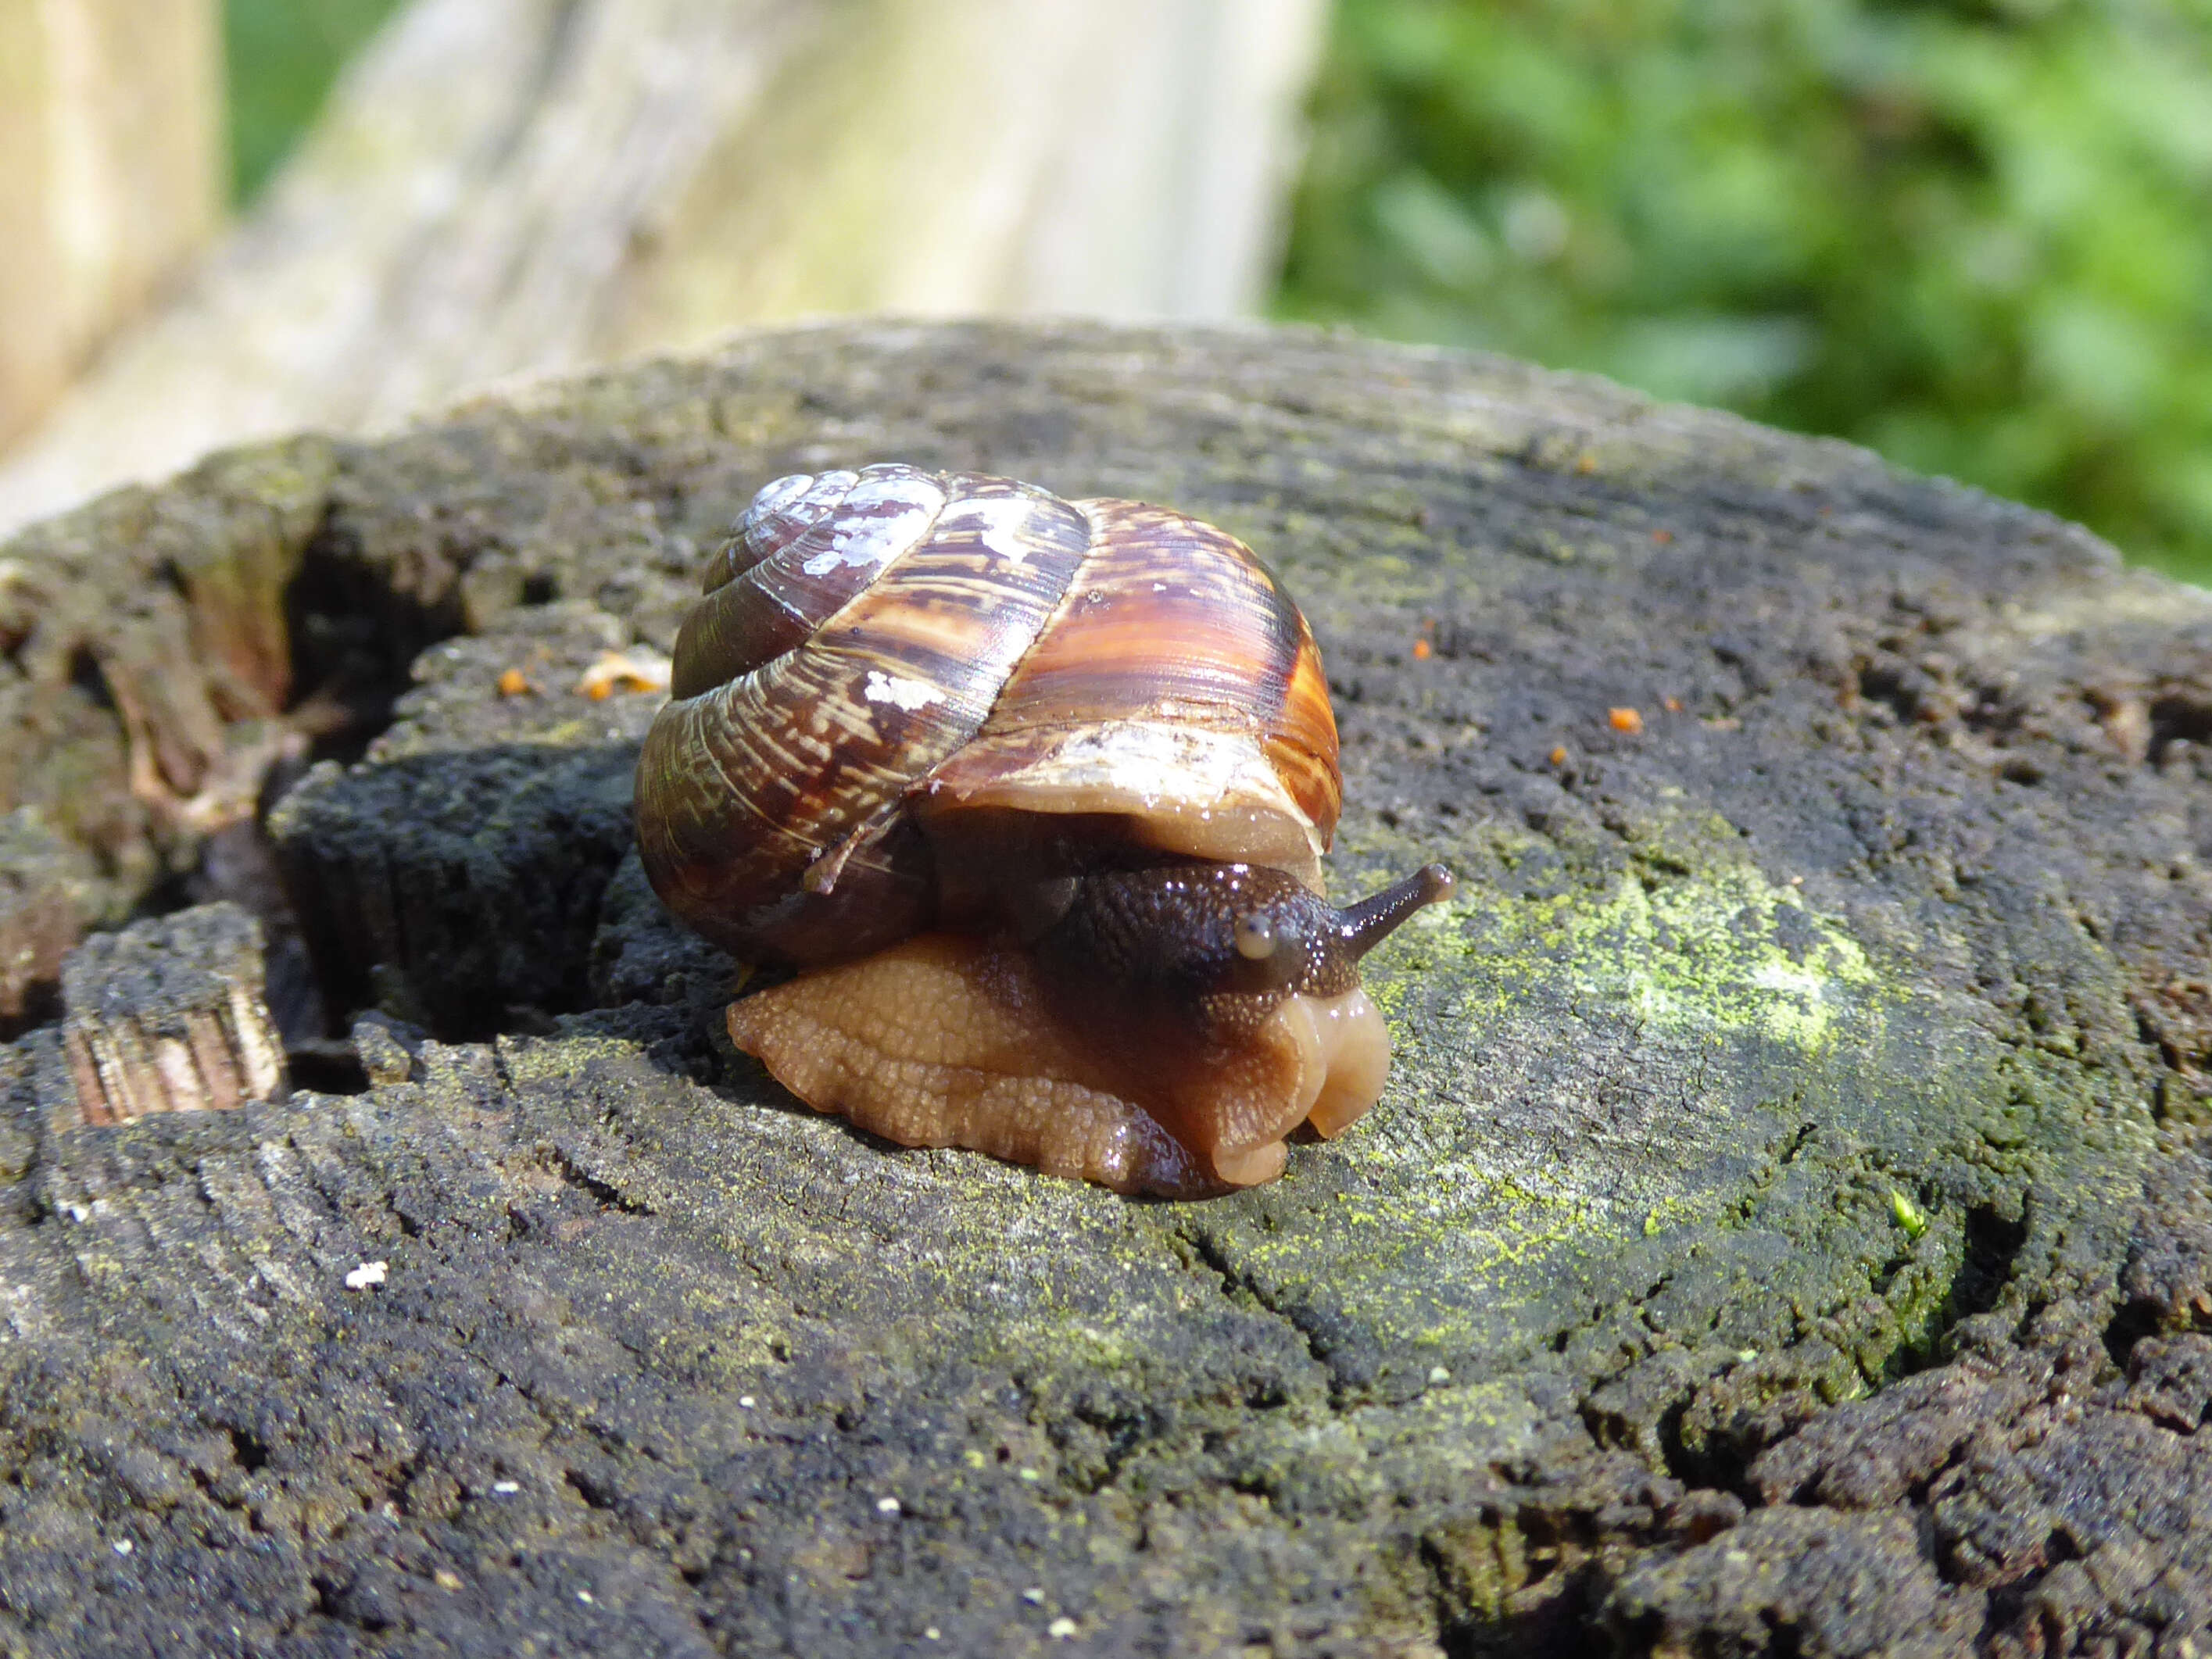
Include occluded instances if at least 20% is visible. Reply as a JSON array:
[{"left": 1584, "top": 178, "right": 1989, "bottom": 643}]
[{"left": 57, "top": 902, "right": 288, "bottom": 1128}]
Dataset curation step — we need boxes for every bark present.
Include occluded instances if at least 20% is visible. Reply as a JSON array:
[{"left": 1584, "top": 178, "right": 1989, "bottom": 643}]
[
  {"left": 0, "top": 320, "right": 2207, "bottom": 1655},
  {"left": 0, "top": 0, "right": 1324, "bottom": 536}
]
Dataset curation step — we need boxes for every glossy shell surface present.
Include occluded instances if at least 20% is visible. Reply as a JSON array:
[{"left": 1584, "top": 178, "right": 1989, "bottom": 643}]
[{"left": 636, "top": 464, "right": 1340, "bottom": 964}]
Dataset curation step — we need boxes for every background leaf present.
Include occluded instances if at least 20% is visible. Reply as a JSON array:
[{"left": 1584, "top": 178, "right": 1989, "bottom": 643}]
[{"left": 1278, "top": 0, "right": 2212, "bottom": 581}]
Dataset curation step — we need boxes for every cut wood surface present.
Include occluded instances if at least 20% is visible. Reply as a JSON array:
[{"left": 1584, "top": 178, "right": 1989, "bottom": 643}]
[
  {"left": 0, "top": 320, "right": 2208, "bottom": 1654},
  {"left": 0, "top": 0, "right": 1325, "bottom": 538},
  {"left": 55, "top": 902, "right": 286, "bottom": 1128}
]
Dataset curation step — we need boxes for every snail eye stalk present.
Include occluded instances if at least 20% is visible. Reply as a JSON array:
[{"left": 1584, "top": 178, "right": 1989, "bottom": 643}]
[{"left": 1334, "top": 863, "right": 1456, "bottom": 963}]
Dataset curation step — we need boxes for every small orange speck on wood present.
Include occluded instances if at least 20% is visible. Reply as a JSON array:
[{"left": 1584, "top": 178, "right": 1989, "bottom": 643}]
[
  {"left": 1609, "top": 706, "right": 1645, "bottom": 735},
  {"left": 1412, "top": 638, "right": 1432, "bottom": 660},
  {"left": 574, "top": 649, "right": 673, "bottom": 701},
  {"left": 496, "top": 667, "right": 533, "bottom": 697},
  {"left": 1549, "top": 745, "right": 1569, "bottom": 767},
  {"left": 1652, "top": 529, "right": 1673, "bottom": 545},
  {"left": 1663, "top": 695, "right": 1683, "bottom": 713}
]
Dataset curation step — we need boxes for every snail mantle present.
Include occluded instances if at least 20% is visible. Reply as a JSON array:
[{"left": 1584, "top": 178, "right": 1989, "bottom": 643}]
[{"left": 0, "top": 320, "right": 2206, "bottom": 1655}]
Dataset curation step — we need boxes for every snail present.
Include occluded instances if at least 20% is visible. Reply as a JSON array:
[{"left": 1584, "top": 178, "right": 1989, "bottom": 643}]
[{"left": 635, "top": 463, "right": 1453, "bottom": 1196}]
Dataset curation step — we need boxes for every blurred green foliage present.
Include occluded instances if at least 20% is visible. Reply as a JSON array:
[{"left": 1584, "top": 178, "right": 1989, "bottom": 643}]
[
  {"left": 1280, "top": 0, "right": 2212, "bottom": 581},
  {"left": 224, "top": 0, "right": 403, "bottom": 204}
]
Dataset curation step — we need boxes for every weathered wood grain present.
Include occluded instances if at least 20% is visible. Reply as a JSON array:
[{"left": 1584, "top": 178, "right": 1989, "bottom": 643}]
[{"left": 55, "top": 903, "right": 285, "bottom": 1127}]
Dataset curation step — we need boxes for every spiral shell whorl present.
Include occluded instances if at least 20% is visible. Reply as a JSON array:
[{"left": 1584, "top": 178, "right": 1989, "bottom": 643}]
[
  {"left": 638, "top": 466, "right": 1341, "bottom": 966},
  {"left": 728, "top": 470, "right": 853, "bottom": 574},
  {"left": 646, "top": 467, "right": 1092, "bottom": 959},
  {"left": 674, "top": 465, "right": 950, "bottom": 698}
]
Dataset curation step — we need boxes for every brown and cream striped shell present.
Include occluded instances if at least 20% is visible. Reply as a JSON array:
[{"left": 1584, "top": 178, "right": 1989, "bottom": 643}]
[{"left": 635, "top": 463, "right": 1340, "bottom": 964}]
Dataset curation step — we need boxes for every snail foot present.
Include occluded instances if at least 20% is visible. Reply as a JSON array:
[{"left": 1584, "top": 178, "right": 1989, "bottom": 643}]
[
  {"left": 723, "top": 932, "right": 1392, "bottom": 1196},
  {"left": 725, "top": 934, "right": 1214, "bottom": 1196}
]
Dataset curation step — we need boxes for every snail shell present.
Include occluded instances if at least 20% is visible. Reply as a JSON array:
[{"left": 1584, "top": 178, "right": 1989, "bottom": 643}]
[{"left": 636, "top": 464, "right": 1451, "bottom": 1196}]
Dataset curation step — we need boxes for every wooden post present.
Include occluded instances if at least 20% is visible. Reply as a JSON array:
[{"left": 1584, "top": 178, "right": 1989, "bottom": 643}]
[
  {"left": 0, "top": 0, "right": 1324, "bottom": 535},
  {"left": 0, "top": 0, "right": 223, "bottom": 448}
]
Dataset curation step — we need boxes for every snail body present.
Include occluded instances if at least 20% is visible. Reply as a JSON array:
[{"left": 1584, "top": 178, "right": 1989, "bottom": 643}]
[{"left": 636, "top": 464, "right": 1451, "bottom": 1196}]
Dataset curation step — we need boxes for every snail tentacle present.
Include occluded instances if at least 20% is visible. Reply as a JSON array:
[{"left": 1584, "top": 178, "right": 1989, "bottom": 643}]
[{"left": 1335, "top": 863, "right": 1458, "bottom": 963}]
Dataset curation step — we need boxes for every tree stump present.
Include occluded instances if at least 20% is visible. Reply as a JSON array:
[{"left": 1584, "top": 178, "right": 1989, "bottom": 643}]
[{"left": 0, "top": 320, "right": 2207, "bottom": 1656}]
